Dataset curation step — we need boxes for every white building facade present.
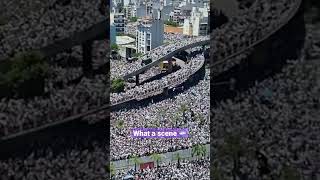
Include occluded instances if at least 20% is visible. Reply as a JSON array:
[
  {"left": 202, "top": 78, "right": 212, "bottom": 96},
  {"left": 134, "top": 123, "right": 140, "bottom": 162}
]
[
  {"left": 136, "top": 18, "right": 164, "bottom": 54},
  {"left": 183, "top": 6, "right": 208, "bottom": 36}
]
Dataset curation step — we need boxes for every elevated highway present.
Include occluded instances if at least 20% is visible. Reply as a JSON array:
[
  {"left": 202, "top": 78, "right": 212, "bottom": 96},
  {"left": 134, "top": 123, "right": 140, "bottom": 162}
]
[
  {"left": 210, "top": 0, "right": 303, "bottom": 68},
  {"left": 39, "top": 20, "right": 108, "bottom": 58},
  {"left": 0, "top": 2, "right": 108, "bottom": 76},
  {"left": 123, "top": 36, "right": 209, "bottom": 80},
  {"left": 111, "top": 56, "right": 205, "bottom": 105}
]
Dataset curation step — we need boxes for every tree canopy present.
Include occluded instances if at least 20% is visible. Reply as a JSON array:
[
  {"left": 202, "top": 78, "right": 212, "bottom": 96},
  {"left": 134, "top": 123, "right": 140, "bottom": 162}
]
[
  {"left": 0, "top": 51, "right": 48, "bottom": 98},
  {"left": 111, "top": 44, "right": 119, "bottom": 51},
  {"left": 111, "top": 78, "right": 125, "bottom": 93},
  {"left": 165, "top": 20, "right": 179, "bottom": 27},
  {"left": 129, "top": 16, "right": 138, "bottom": 22}
]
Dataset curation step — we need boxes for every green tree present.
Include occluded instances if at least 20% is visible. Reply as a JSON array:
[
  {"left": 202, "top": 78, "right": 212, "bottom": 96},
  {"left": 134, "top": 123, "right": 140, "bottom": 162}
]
[
  {"left": 150, "top": 153, "right": 164, "bottom": 167},
  {"left": 111, "top": 44, "right": 119, "bottom": 51},
  {"left": 200, "top": 144, "right": 207, "bottom": 157},
  {"left": 196, "top": 113, "right": 206, "bottom": 127},
  {"left": 116, "top": 119, "right": 124, "bottom": 128},
  {"left": 191, "top": 144, "right": 203, "bottom": 160},
  {"left": 111, "top": 78, "right": 125, "bottom": 93},
  {"left": 165, "top": 20, "right": 179, "bottom": 27},
  {"left": 130, "top": 155, "right": 143, "bottom": 171},
  {"left": 216, "top": 134, "right": 254, "bottom": 180},
  {"left": 0, "top": 51, "right": 48, "bottom": 98},
  {"left": 129, "top": 16, "right": 138, "bottom": 22},
  {"left": 212, "top": 165, "right": 225, "bottom": 180},
  {"left": 173, "top": 152, "right": 182, "bottom": 168},
  {"left": 280, "top": 165, "right": 301, "bottom": 180},
  {"left": 150, "top": 119, "right": 160, "bottom": 128},
  {"left": 179, "top": 104, "right": 189, "bottom": 122},
  {"left": 106, "top": 163, "right": 116, "bottom": 177},
  {"left": 179, "top": 104, "right": 188, "bottom": 114}
]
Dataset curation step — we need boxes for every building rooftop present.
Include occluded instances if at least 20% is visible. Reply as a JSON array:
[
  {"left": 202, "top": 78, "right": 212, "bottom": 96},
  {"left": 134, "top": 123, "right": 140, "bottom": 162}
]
[
  {"left": 114, "top": 13, "right": 125, "bottom": 15},
  {"left": 116, "top": 36, "right": 135, "bottom": 45}
]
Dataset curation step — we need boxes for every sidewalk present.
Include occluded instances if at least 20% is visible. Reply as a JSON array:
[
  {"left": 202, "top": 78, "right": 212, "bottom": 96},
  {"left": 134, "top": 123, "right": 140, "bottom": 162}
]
[{"left": 111, "top": 144, "right": 210, "bottom": 171}]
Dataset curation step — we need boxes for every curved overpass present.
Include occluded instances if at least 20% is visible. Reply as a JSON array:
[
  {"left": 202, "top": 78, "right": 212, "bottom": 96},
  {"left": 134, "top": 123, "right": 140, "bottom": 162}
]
[
  {"left": 112, "top": 56, "right": 205, "bottom": 105},
  {"left": 123, "top": 36, "right": 209, "bottom": 80},
  {"left": 210, "top": 0, "right": 302, "bottom": 68}
]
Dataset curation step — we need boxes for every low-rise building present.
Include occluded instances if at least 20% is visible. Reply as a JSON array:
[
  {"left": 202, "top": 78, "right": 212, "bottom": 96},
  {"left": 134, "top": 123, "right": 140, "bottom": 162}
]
[{"left": 116, "top": 36, "right": 137, "bottom": 59}]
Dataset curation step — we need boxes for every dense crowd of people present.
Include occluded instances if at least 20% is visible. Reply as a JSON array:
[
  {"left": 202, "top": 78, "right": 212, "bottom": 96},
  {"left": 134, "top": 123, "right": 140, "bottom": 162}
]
[
  {"left": 0, "top": 40, "right": 109, "bottom": 137},
  {"left": 211, "top": 0, "right": 299, "bottom": 64},
  {"left": 111, "top": 36, "right": 209, "bottom": 78},
  {"left": 0, "top": 0, "right": 105, "bottom": 60},
  {"left": 0, "top": 0, "right": 304, "bottom": 155},
  {"left": 46, "top": 40, "right": 109, "bottom": 87},
  {"left": 211, "top": 58, "right": 320, "bottom": 179},
  {"left": 110, "top": 54, "right": 205, "bottom": 105},
  {"left": 111, "top": 66, "right": 210, "bottom": 160},
  {"left": 164, "top": 33, "right": 190, "bottom": 44},
  {"left": 0, "top": 56, "right": 318, "bottom": 179},
  {"left": 0, "top": 0, "right": 301, "bottom": 138},
  {"left": 112, "top": 158, "right": 210, "bottom": 179},
  {"left": 0, "top": 0, "right": 109, "bottom": 137},
  {"left": 0, "top": 0, "right": 313, "bottom": 179},
  {"left": 0, "top": 139, "right": 108, "bottom": 180},
  {"left": 138, "top": 66, "right": 162, "bottom": 83},
  {"left": 0, "top": 73, "right": 109, "bottom": 137}
]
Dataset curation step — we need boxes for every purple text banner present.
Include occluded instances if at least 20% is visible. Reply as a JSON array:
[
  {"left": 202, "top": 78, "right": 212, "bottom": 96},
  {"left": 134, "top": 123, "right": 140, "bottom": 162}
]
[{"left": 131, "top": 128, "right": 189, "bottom": 138}]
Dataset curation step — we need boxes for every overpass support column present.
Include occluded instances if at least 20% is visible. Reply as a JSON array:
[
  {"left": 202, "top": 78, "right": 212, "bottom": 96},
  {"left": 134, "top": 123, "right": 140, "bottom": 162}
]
[
  {"left": 135, "top": 74, "right": 140, "bottom": 85},
  {"left": 168, "top": 59, "right": 173, "bottom": 73},
  {"left": 188, "top": 75, "right": 194, "bottom": 83},
  {"left": 163, "top": 87, "right": 169, "bottom": 96},
  {"left": 82, "top": 40, "right": 93, "bottom": 77},
  {"left": 202, "top": 45, "right": 206, "bottom": 52}
]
